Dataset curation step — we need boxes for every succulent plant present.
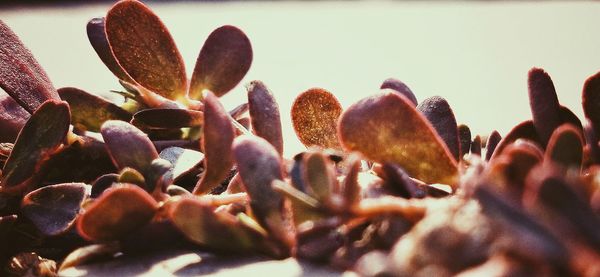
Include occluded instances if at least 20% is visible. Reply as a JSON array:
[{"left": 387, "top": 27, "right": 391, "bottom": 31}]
[{"left": 1, "top": 0, "right": 600, "bottom": 276}]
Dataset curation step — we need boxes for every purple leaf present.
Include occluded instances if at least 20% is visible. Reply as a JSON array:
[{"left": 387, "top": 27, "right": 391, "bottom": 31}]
[
  {"left": 0, "top": 91, "right": 29, "bottom": 143},
  {"left": 100, "top": 120, "right": 158, "bottom": 174},
  {"left": 417, "top": 96, "right": 460, "bottom": 161},
  {"left": 545, "top": 124, "right": 583, "bottom": 171},
  {"left": 491, "top": 120, "right": 541, "bottom": 160},
  {"left": 189, "top": 25, "right": 253, "bottom": 99},
  {"left": 583, "top": 71, "right": 600, "bottom": 132},
  {"left": 193, "top": 92, "right": 235, "bottom": 195},
  {"left": 247, "top": 81, "right": 283, "bottom": 155},
  {"left": 0, "top": 20, "right": 59, "bottom": 113},
  {"left": 485, "top": 130, "right": 502, "bottom": 161},
  {"left": 382, "top": 163, "right": 425, "bottom": 199},
  {"left": 458, "top": 124, "right": 471, "bottom": 158},
  {"left": 528, "top": 68, "right": 561, "bottom": 146},
  {"left": 132, "top": 108, "right": 203, "bottom": 129},
  {"left": 90, "top": 173, "right": 119, "bottom": 198},
  {"left": 380, "top": 78, "right": 417, "bottom": 106},
  {"left": 86, "top": 17, "right": 134, "bottom": 84}
]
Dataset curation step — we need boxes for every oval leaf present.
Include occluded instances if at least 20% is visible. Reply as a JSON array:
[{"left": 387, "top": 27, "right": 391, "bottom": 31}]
[
  {"left": 100, "top": 120, "right": 158, "bottom": 174},
  {"left": 193, "top": 92, "right": 235, "bottom": 195},
  {"left": 528, "top": 68, "right": 561, "bottom": 146},
  {"left": 77, "top": 185, "right": 158, "bottom": 242},
  {"left": 303, "top": 151, "right": 336, "bottom": 201},
  {"left": 292, "top": 88, "right": 342, "bottom": 150},
  {"left": 189, "top": 25, "right": 253, "bottom": 99},
  {"left": 58, "top": 87, "right": 131, "bottom": 132},
  {"left": 380, "top": 78, "right": 417, "bottom": 106},
  {"left": 86, "top": 17, "right": 134, "bottom": 84},
  {"left": 1, "top": 100, "right": 70, "bottom": 194},
  {"left": 247, "top": 81, "right": 283, "bottom": 155},
  {"left": 21, "top": 183, "right": 88, "bottom": 236},
  {"left": 545, "top": 124, "right": 583, "bottom": 170},
  {"left": 105, "top": 0, "right": 186, "bottom": 100},
  {"left": 485, "top": 130, "right": 502, "bottom": 161},
  {"left": 458, "top": 124, "right": 471, "bottom": 158},
  {"left": 0, "top": 20, "right": 59, "bottom": 113},
  {"left": 132, "top": 108, "right": 203, "bottom": 129},
  {"left": 583, "top": 71, "right": 600, "bottom": 132},
  {"left": 338, "top": 92, "right": 457, "bottom": 186},
  {"left": 491, "top": 120, "right": 541, "bottom": 160},
  {"left": 0, "top": 91, "right": 29, "bottom": 143},
  {"left": 417, "top": 96, "right": 460, "bottom": 161}
]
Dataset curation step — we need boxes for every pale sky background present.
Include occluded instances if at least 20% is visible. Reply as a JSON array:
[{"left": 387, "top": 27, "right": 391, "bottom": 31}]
[{"left": 2, "top": 1, "right": 600, "bottom": 157}]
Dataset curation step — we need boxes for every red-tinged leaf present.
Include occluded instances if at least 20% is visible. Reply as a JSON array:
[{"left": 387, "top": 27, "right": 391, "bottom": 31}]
[
  {"left": 170, "top": 197, "right": 256, "bottom": 252},
  {"left": 90, "top": 173, "right": 119, "bottom": 198},
  {"left": 193, "top": 92, "right": 235, "bottom": 195},
  {"left": 417, "top": 96, "right": 460, "bottom": 161},
  {"left": 100, "top": 120, "right": 158, "bottom": 174},
  {"left": 0, "top": 100, "right": 70, "bottom": 194},
  {"left": 58, "top": 87, "right": 131, "bottom": 132},
  {"left": 341, "top": 153, "right": 361, "bottom": 209},
  {"left": 77, "top": 185, "right": 158, "bottom": 242},
  {"left": 583, "top": 71, "right": 600, "bottom": 132},
  {"left": 132, "top": 108, "right": 203, "bottom": 129},
  {"left": 491, "top": 120, "right": 541, "bottom": 160},
  {"left": 86, "top": 17, "right": 134, "bottom": 84},
  {"left": 545, "top": 124, "right": 583, "bottom": 170},
  {"left": 105, "top": 0, "right": 186, "bottom": 100},
  {"left": 559, "top": 105, "right": 583, "bottom": 132},
  {"left": 0, "top": 91, "right": 29, "bottom": 143},
  {"left": 233, "top": 135, "right": 292, "bottom": 249},
  {"left": 528, "top": 68, "right": 561, "bottom": 146},
  {"left": 380, "top": 78, "right": 417, "bottom": 106},
  {"left": 189, "top": 25, "right": 253, "bottom": 99},
  {"left": 229, "top": 102, "right": 249, "bottom": 119},
  {"left": 485, "top": 130, "right": 502, "bottom": 161},
  {"left": 338, "top": 92, "right": 458, "bottom": 186},
  {"left": 292, "top": 88, "right": 342, "bottom": 150},
  {"left": 471, "top": 135, "right": 482, "bottom": 155},
  {"left": 458, "top": 124, "right": 471, "bottom": 158},
  {"left": 0, "top": 20, "right": 59, "bottom": 113},
  {"left": 21, "top": 183, "right": 88, "bottom": 236},
  {"left": 247, "top": 81, "right": 283, "bottom": 155},
  {"left": 488, "top": 140, "right": 543, "bottom": 195},
  {"left": 303, "top": 150, "right": 336, "bottom": 201},
  {"left": 382, "top": 163, "right": 425, "bottom": 199},
  {"left": 584, "top": 120, "right": 600, "bottom": 165}
]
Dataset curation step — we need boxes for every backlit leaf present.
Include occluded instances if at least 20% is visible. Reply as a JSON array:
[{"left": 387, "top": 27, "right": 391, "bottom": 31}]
[
  {"left": 292, "top": 88, "right": 342, "bottom": 150},
  {"left": 86, "top": 17, "right": 134, "bottom": 84},
  {"left": 58, "top": 87, "right": 131, "bottom": 132},
  {"left": 380, "top": 78, "right": 417, "bottom": 106},
  {"left": 247, "top": 81, "right": 283, "bottom": 155}
]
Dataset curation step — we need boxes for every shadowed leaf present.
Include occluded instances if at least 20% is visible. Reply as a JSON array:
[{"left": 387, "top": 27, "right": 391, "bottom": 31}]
[
  {"left": 229, "top": 102, "right": 249, "bottom": 119},
  {"left": 21, "top": 183, "right": 88, "bottom": 236},
  {"left": 100, "top": 120, "right": 158, "bottom": 174},
  {"left": 0, "top": 91, "right": 29, "bottom": 143},
  {"left": 59, "top": 242, "right": 120, "bottom": 272},
  {"left": 528, "top": 68, "right": 561, "bottom": 146},
  {"left": 489, "top": 140, "right": 543, "bottom": 196},
  {"left": 91, "top": 174, "right": 119, "bottom": 198},
  {"left": 491, "top": 120, "right": 541, "bottom": 159},
  {"left": 1, "top": 100, "right": 70, "bottom": 194},
  {"left": 170, "top": 198, "right": 255, "bottom": 252},
  {"left": 193, "top": 92, "right": 235, "bottom": 195},
  {"left": 583, "top": 71, "right": 600, "bottom": 132},
  {"left": 458, "top": 124, "right": 471, "bottom": 158},
  {"left": 485, "top": 130, "right": 502, "bottom": 161},
  {"left": 471, "top": 135, "right": 481, "bottom": 155},
  {"left": 105, "top": 0, "right": 186, "bottom": 100},
  {"left": 189, "top": 25, "right": 253, "bottom": 99},
  {"left": 292, "top": 88, "right": 342, "bottom": 150},
  {"left": 0, "top": 20, "right": 59, "bottom": 113},
  {"left": 118, "top": 167, "right": 145, "bottom": 188},
  {"left": 86, "top": 17, "right": 133, "bottom": 84},
  {"left": 382, "top": 163, "right": 425, "bottom": 199},
  {"left": 303, "top": 151, "right": 336, "bottom": 201},
  {"left": 77, "top": 185, "right": 158, "bottom": 242},
  {"left": 584, "top": 120, "right": 600, "bottom": 165},
  {"left": 559, "top": 106, "right": 582, "bottom": 132},
  {"left": 338, "top": 92, "right": 457, "bottom": 186},
  {"left": 417, "top": 96, "right": 460, "bottom": 161},
  {"left": 545, "top": 124, "right": 583, "bottom": 170},
  {"left": 132, "top": 108, "right": 203, "bottom": 129},
  {"left": 159, "top": 147, "right": 204, "bottom": 183},
  {"left": 233, "top": 135, "right": 292, "bottom": 249},
  {"left": 342, "top": 153, "right": 361, "bottom": 209},
  {"left": 247, "top": 81, "right": 283, "bottom": 155},
  {"left": 58, "top": 87, "right": 131, "bottom": 132},
  {"left": 380, "top": 78, "right": 417, "bottom": 106}
]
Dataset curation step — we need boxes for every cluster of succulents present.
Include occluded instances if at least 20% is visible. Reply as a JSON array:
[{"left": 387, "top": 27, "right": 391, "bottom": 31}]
[{"left": 1, "top": 0, "right": 600, "bottom": 276}]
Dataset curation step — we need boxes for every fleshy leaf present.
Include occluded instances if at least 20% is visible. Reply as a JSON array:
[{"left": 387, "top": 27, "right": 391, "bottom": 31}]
[
  {"left": 471, "top": 135, "right": 482, "bottom": 155},
  {"left": 341, "top": 153, "right": 362, "bottom": 209},
  {"left": 488, "top": 140, "right": 543, "bottom": 195},
  {"left": 584, "top": 120, "right": 600, "bottom": 165},
  {"left": 159, "top": 147, "right": 204, "bottom": 183},
  {"left": 132, "top": 108, "right": 203, "bottom": 129},
  {"left": 105, "top": 0, "right": 186, "bottom": 100},
  {"left": 229, "top": 102, "right": 249, "bottom": 120},
  {"left": 247, "top": 81, "right": 283, "bottom": 155},
  {"left": 1, "top": 100, "right": 70, "bottom": 194},
  {"left": 0, "top": 20, "right": 59, "bottom": 113},
  {"left": 0, "top": 91, "right": 29, "bottom": 143},
  {"left": 90, "top": 173, "right": 119, "bottom": 198},
  {"left": 58, "top": 87, "right": 131, "bottom": 132},
  {"left": 100, "top": 120, "right": 158, "bottom": 174},
  {"left": 491, "top": 120, "right": 541, "bottom": 159},
  {"left": 458, "top": 124, "right": 471, "bottom": 158},
  {"left": 380, "top": 78, "right": 417, "bottom": 106},
  {"left": 292, "top": 88, "right": 342, "bottom": 150},
  {"left": 382, "top": 163, "right": 425, "bottom": 199},
  {"left": 21, "top": 183, "right": 88, "bottom": 236},
  {"left": 189, "top": 25, "right": 253, "bottom": 99},
  {"left": 485, "top": 130, "right": 502, "bottom": 161},
  {"left": 303, "top": 150, "right": 336, "bottom": 201},
  {"left": 170, "top": 198, "right": 255, "bottom": 252},
  {"left": 77, "top": 185, "right": 158, "bottom": 242},
  {"left": 338, "top": 92, "right": 458, "bottom": 186},
  {"left": 559, "top": 106, "right": 583, "bottom": 132},
  {"left": 417, "top": 96, "right": 460, "bottom": 161},
  {"left": 528, "top": 68, "right": 561, "bottom": 146},
  {"left": 86, "top": 17, "right": 134, "bottom": 84},
  {"left": 59, "top": 242, "right": 120, "bottom": 272},
  {"left": 583, "top": 71, "right": 600, "bottom": 132},
  {"left": 233, "top": 135, "right": 292, "bottom": 249},
  {"left": 193, "top": 92, "right": 235, "bottom": 195},
  {"left": 545, "top": 124, "right": 583, "bottom": 170}
]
